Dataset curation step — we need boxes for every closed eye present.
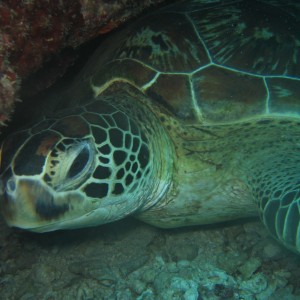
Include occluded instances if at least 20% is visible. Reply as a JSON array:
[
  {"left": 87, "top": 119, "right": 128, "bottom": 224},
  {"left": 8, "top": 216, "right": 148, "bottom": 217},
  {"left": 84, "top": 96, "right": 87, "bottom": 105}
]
[
  {"left": 47, "top": 139, "right": 95, "bottom": 191},
  {"left": 68, "top": 146, "right": 90, "bottom": 179}
]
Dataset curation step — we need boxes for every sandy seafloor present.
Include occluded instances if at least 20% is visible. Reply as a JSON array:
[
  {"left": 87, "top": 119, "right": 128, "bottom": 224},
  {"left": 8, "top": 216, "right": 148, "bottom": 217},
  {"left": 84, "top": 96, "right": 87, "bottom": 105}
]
[{"left": 0, "top": 215, "right": 299, "bottom": 300}]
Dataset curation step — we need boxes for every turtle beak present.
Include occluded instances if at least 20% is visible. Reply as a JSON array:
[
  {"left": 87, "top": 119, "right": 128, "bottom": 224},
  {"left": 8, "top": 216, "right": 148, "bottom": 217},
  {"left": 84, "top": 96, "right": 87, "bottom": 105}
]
[{"left": 0, "top": 177, "right": 70, "bottom": 231}]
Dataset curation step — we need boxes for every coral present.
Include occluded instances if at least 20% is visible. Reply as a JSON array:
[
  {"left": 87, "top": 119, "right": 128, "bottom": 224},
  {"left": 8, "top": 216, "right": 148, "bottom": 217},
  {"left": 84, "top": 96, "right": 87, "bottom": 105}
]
[
  {"left": 0, "top": 0, "right": 164, "bottom": 127},
  {"left": 1, "top": 219, "right": 299, "bottom": 299}
]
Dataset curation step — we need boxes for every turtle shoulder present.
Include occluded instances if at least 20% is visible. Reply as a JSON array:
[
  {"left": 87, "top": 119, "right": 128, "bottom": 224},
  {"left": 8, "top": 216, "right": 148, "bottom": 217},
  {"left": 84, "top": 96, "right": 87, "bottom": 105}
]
[{"left": 77, "top": 0, "right": 300, "bottom": 124}]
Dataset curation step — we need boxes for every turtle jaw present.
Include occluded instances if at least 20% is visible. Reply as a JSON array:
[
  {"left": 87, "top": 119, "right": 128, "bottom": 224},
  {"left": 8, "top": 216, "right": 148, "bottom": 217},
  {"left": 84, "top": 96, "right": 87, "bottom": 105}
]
[
  {"left": 0, "top": 177, "right": 84, "bottom": 232},
  {"left": 0, "top": 176, "right": 129, "bottom": 233},
  {"left": 0, "top": 175, "right": 140, "bottom": 232}
]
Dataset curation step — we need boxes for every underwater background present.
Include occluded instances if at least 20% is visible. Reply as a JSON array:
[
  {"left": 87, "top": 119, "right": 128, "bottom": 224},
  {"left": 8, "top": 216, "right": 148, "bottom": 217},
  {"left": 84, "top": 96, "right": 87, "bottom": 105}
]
[
  {"left": 0, "top": 216, "right": 299, "bottom": 299},
  {"left": 1, "top": 0, "right": 300, "bottom": 299}
]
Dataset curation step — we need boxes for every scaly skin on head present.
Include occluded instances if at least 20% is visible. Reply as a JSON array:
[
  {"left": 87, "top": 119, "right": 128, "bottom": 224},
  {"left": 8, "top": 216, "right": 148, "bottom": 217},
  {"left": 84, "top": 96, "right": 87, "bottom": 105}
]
[{"left": 0, "top": 85, "right": 174, "bottom": 232}]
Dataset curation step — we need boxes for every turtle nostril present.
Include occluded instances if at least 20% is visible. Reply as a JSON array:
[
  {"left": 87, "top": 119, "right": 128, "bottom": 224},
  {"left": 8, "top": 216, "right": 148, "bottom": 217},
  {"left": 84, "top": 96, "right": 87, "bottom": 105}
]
[{"left": 6, "top": 178, "right": 16, "bottom": 193}]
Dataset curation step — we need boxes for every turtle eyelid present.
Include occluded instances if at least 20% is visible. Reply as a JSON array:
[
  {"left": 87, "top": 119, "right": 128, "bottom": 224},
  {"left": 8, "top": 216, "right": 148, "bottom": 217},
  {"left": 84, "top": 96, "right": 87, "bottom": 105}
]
[
  {"left": 47, "top": 139, "right": 95, "bottom": 192},
  {"left": 67, "top": 146, "right": 91, "bottom": 179}
]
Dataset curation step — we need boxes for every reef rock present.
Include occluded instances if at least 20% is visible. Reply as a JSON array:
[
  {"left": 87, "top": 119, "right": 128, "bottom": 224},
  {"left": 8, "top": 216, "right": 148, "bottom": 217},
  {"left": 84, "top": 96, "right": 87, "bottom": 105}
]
[{"left": 0, "top": 0, "right": 165, "bottom": 127}]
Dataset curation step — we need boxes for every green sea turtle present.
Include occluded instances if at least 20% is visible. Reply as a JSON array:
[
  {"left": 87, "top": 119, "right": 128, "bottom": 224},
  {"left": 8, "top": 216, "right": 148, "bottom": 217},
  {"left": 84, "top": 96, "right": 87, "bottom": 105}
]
[{"left": 0, "top": 0, "right": 300, "bottom": 255}]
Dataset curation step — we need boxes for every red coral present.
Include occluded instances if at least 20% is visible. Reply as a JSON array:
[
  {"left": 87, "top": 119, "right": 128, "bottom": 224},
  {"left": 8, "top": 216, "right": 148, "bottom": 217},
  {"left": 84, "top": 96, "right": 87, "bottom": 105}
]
[{"left": 0, "top": 0, "right": 165, "bottom": 128}]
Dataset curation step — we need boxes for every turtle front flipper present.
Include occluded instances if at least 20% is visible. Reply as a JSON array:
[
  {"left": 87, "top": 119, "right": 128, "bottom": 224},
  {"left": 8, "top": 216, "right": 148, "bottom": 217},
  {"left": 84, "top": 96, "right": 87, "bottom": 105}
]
[
  {"left": 137, "top": 116, "right": 300, "bottom": 255},
  {"left": 247, "top": 135, "right": 300, "bottom": 254}
]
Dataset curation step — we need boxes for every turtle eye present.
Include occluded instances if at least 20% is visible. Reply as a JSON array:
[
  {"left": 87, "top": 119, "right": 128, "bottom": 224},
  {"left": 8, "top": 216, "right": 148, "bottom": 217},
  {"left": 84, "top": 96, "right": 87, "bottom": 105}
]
[
  {"left": 68, "top": 146, "right": 90, "bottom": 178},
  {"left": 46, "top": 139, "right": 95, "bottom": 191}
]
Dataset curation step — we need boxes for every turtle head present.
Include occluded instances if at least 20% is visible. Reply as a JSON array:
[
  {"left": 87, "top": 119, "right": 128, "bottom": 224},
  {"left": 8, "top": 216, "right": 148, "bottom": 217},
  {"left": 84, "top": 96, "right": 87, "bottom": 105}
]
[
  {"left": 0, "top": 115, "right": 101, "bottom": 232},
  {"left": 0, "top": 97, "right": 170, "bottom": 232}
]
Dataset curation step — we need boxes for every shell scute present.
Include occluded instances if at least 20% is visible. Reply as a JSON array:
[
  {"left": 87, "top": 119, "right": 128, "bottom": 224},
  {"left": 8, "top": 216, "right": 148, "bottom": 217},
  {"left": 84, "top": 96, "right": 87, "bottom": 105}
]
[
  {"left": 83, "top": 0, "right": 300, "bottom": 123},
  {"left": 193, "top": 66, "right": 266, "bottom": 122},
  {"left": 91, "top": 59, "right": 156, "bottom": 91},
  {"left": 146, "top": 74, "right": 195, "bottom": 121},
  {"left": 190, "top": 0, "right": 300, "bottom": 76},
  {"left": 113, "top": 12, "right": 209, "bottom": 73},
  {"left": 268, "top": 78, "right": 300, "bottom": 115}
]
